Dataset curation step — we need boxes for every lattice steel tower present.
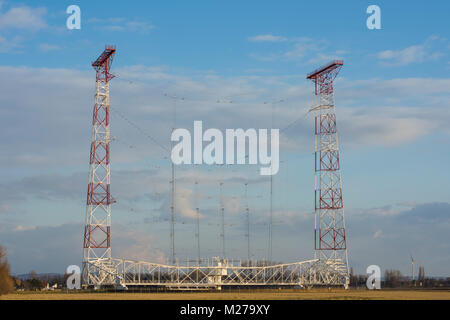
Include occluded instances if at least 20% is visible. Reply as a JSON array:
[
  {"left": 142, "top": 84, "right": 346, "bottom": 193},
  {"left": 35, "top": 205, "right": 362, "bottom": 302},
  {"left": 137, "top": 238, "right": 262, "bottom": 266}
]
[
  {"left": 82, "top": 45, "right": 117, "bottom": 286},
  {"left": 307, "top": 60, "right": 349, "bottom": 277}
]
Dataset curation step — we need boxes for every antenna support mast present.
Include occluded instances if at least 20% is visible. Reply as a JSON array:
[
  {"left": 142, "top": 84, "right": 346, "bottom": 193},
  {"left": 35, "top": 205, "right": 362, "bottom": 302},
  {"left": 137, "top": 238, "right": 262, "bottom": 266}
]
[
  {"left": 82, "top": 45, "right": 117, "bottom": 287},
  {"left": 307, "top": 60, "right": 349, "bottom": 283}
]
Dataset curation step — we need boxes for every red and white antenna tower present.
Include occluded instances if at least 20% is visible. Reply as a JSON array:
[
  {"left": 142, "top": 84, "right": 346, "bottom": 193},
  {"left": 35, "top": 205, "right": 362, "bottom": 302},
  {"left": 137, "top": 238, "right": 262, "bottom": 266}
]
[
  {"left": 307, "top": 60, "right": 349, "bottom": 276},
  {"left": 82, "top": 45, "right": 116, "bottom": 286}
]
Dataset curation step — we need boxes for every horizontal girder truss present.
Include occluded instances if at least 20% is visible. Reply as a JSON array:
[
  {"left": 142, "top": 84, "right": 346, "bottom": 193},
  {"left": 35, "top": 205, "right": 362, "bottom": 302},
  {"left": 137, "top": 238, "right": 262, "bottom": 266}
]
[{"left": 83, "top": 258, "right": 349, "bottom": 289}]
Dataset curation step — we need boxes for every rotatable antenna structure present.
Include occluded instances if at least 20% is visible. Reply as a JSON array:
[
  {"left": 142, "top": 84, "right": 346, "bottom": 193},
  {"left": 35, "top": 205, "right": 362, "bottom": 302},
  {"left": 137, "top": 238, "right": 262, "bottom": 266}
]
[
  {"left": 307, "top": 60, "right": 349, "bottom": 278},
  {"left": 82, "top": 45, "right": 116, "bottom": 286}
]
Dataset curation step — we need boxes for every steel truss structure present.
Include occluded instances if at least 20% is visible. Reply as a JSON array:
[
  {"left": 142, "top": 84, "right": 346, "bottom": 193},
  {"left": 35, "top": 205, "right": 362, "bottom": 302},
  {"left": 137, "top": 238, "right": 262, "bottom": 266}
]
[
  {"left": 81, "top": 49, "right": 349, "bottom": 289},
  {"left": 82, "top": 46, "right": 116, "bottom": 287},
  {"left": 307, "top": 60, "right": 349, "bottom": 285},
  {"left": 84, "top": 258, "right": 348, "bottom": 290}
]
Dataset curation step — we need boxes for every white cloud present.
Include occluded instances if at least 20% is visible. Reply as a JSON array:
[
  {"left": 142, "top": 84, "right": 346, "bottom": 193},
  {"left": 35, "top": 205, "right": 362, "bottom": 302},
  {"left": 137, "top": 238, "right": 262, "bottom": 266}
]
[
  {"left": 0, "top": 5, "right": 47, "bottom": 30},
  {"left": 373, "top": 229, "right": 383, "bottom": 239},
  {"left": 284, "top": 42, "right": 317, "bottom": 59},
  {"left": 377, "top": 37, "right": 445, "bottom": 66},
  {"left": 334, "top": 77, "right": 450, "bottom": 147},
  {"left": 113, "top": 226, "right": 166, "bottom": 263},
  {"left": 248, "top": 52, "right": 281, "bottom": 62},
  {"left": 0, "top": 34, "right": 21, "bottom": 52},
  {"left": 378, "top": 45, "right": 428, "bottom": 65},
  {"left": 39, "top": 43, "right": 60, "bottom": 52},
  {"left": 0, "top": 4, "right": 47, "bottom": 52},
  {"left": 353, "top": 205, "right": 403, "bottom": 217},
  {"left": 13, "top": 225, "right": 37, "bottom": 232},
  {"left": 248, "top": 34, "right": 288, "bottom": 42},
  {"left": 307, "top": 52, "right": 345, "bottom": 65},
  {"left": 175, "top": 188, "right": 201, "bottom": 219},
  {"left": 338, "top": 107, "right": 434, "bottom": 147},
  {"left": 125, "top": 21, "right": 155, "bottom": 33},
  {"left": 101, "top": 25, "right": 125, "bottom": 32},
  {"left": 248, "top": 34, "right": 342, "bottom": 64},
  {"left": 90, "top": 17, "right": 155, "bottom": 34}
]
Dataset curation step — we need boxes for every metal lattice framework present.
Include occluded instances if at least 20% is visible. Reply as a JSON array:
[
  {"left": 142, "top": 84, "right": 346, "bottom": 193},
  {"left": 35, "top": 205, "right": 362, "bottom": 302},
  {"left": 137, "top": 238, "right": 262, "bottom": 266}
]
[
  {"left": 85, "top": 258, "right": 348, "bottom": 289},
  {"left": 82, "top": 45, "right": 116, "bottom": 287},
  {"left": 307, "top": 60, "right": 349, "bottom": 283},
  {"left": 81, "top": 50, "right": 349, "bottom": 289}
]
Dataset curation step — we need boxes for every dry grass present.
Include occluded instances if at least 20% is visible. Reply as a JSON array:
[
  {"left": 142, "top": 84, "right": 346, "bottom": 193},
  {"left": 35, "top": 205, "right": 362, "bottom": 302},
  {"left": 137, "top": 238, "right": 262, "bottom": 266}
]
[{"left": 1, "top": 289, "right": 450, "bottom": 300}]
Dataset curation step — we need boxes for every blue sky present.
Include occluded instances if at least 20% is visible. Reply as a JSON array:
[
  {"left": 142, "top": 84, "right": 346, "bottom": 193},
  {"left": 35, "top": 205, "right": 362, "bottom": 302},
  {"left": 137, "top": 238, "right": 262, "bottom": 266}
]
[{"left": 0, "top": 0, "right": 450, "bottom": 277}]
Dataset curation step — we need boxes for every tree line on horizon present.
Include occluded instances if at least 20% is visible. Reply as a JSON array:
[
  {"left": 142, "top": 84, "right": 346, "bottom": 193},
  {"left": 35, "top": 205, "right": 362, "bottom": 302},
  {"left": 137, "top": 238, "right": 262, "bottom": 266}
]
[{"left": 349, "top": 267, "right": 450, "bottom": 288}]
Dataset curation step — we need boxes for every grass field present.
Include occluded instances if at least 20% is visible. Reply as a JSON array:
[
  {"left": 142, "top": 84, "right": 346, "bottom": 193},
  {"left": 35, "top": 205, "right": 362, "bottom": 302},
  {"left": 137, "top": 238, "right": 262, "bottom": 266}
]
[{"left": 2, "top": 289, "right": 450, "bottom": 300}]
